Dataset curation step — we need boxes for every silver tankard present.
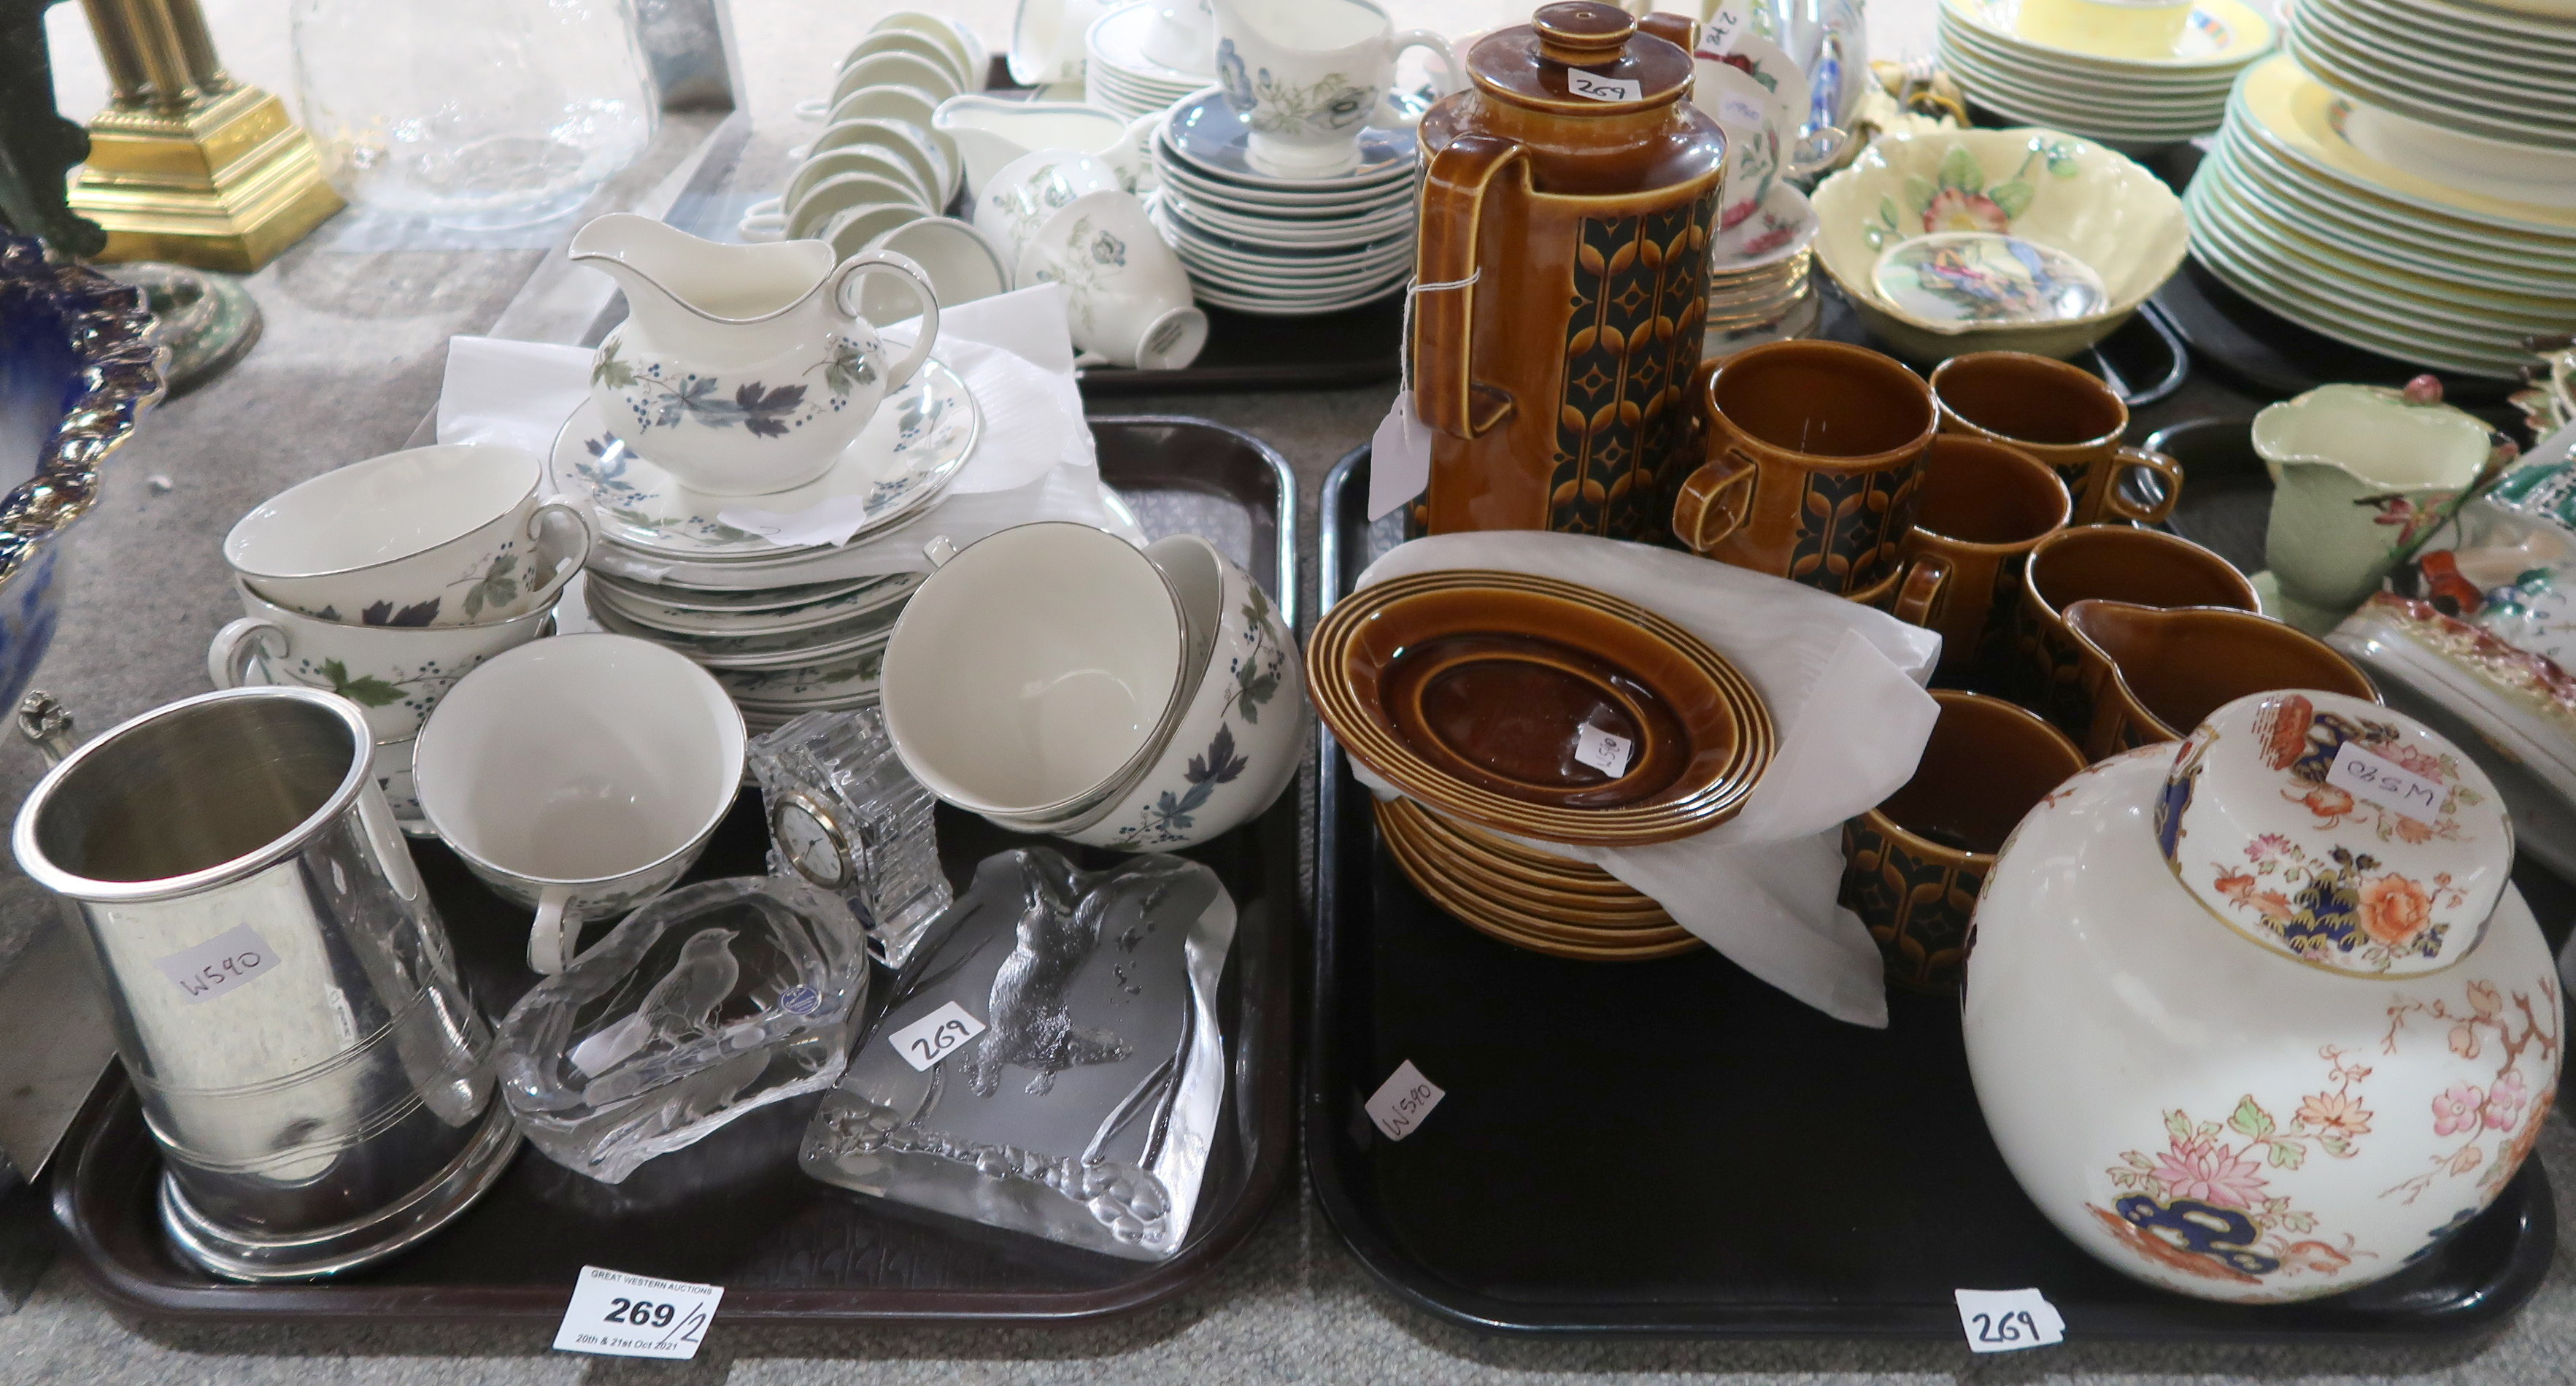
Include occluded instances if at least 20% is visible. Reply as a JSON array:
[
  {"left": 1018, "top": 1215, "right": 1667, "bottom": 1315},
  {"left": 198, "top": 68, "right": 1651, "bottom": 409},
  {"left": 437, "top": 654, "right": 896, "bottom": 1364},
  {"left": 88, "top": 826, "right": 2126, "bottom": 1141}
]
[{"left": 12, "top": 685, "right": 517, "bottom": 1280}]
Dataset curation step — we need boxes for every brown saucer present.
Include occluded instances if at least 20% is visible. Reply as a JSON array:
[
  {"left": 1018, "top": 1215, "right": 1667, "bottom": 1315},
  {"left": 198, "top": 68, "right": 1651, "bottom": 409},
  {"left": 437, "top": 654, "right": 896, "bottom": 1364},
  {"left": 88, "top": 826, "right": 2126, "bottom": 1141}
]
[
  {"left": 1374, "top": 800, "right": 1704, "bottom": 961},
  {"left": 1311, "top": 570, "right": 1777, "bottom": 847}
]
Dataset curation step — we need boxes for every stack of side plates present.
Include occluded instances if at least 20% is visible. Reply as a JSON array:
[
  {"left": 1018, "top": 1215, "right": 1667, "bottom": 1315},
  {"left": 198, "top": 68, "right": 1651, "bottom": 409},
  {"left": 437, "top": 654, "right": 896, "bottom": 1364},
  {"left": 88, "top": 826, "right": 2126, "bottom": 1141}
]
[
  {"left": 2286, "top": 0, "right": 2576, "bottom": 157},
  {"left": 1375, "top": 796, "right": 1702, "bottom": 961},
  {"left": 1308, "top": 568, "right": 1781, "bottom": 963},
  {"left": 588, "top": 573, "right": 921, "bottom": 733},
  {"left": 2188, "top": 55, "right": 2576, "bottom": 379},
  {"left": 1085, "top": 2, "right": 1214, "bottom": 122},
  {"left": 1935, "top": 0, "right": 2273, "bottom": 152},
  {"left": 548, "top": 361, "right": 982, "bottom": 729},
  {"left": 1145, "top": 89, "right": 1416, "bottom": 316}
]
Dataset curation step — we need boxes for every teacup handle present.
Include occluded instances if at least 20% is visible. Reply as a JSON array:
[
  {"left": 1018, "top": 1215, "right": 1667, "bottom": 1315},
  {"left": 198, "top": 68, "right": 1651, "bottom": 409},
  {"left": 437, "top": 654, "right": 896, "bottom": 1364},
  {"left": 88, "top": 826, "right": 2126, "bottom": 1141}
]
[
  {"left": 529, "top": 885, "right": 579, "bottom": 975},
  {"left": 207, "top": 617, "right": 287, "bottom": 690},
  {"left": 833, "top": 249, "right": 941, "bottom": 390},
  {"left": 1672, "top": 447, "right": 1759, "bottom": 553},
  {"left": 1117, "top": 112, "right": 1162, "bottom": 193},
  {"left": 1383, "top": 30, "right": 1462, "bottom": 126},
  {"left": 795, "top": 96, "right": 828, "bottom": 123},
  {"left": 2101, "top": 445, "right": 2184, "bottom": 524},
  {"left": 525, "top": 496, "right": 595, "bottom": 588},
  {"left": 1784, "top": 123, "right": 1851, "bottom": 179},
  {"left": 739, "top": 196, "right": 787, "bottom": 242},
  {"left": 1890, "top": 553, "right": 1951, "bottom": 628}
]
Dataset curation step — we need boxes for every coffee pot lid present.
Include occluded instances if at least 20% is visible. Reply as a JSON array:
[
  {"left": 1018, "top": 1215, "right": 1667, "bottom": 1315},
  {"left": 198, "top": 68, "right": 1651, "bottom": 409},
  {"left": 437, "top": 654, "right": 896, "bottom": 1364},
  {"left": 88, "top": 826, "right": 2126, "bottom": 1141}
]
[
  {"left": 2153, "top": 689, "right": 2511, "bottom": 977},
  {"left": 1469, "top": 1, "right": 1697, "bottom": 115}
]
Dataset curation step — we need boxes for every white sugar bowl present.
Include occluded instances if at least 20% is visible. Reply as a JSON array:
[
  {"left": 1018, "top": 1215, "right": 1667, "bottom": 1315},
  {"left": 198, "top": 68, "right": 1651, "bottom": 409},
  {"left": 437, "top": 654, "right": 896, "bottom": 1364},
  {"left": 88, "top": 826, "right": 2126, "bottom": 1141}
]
[{"left": 1964, "top": 689, "right": 2560, "bottom": 1304}]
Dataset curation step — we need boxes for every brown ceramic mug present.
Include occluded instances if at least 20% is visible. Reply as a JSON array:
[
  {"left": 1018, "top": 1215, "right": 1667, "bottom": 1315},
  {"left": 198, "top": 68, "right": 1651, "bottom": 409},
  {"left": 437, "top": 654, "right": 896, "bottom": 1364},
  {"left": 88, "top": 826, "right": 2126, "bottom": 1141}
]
[
  {"left": 1893, "top": 436, "right": 2072, "bottom": 681},
  {"left": 2060, "top": 600, "right": 2381, "bottom": 760},
  {"left": 1929, "top": 351, "right": 2183, "bottom": 525},
  {"left": 2016, "top": 525, "right": 2261, "bottom": 739},
  {"left": 1673, "top": 340, "right": 1938, "bottom": 596},
  {"left": 1840, "top": 690, "right": 2086, "bottom": 992}
]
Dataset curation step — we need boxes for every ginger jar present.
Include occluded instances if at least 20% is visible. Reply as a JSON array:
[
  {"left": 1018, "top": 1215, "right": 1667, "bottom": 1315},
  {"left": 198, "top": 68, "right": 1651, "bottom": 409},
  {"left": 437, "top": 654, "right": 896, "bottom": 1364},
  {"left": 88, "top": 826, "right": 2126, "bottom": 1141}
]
[{"left": 1964, "top": 688, "right": 2560, "bottom": 1303}]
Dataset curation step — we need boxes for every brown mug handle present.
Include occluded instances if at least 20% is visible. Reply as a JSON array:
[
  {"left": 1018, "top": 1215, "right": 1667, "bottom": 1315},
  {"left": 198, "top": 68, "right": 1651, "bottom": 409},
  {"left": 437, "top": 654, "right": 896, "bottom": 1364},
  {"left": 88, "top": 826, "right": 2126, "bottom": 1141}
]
[
  {"left": 2102, "top": 445, "right": 2183, "bottom": 524},
  {"left": 1414, "top": 134, "right": 1524, "bottom": 441},
  {"left": 1891, "top": 554, "right": 1950, "bottom": 627},
  {"left": 1673, "top": 446, "right": 1759, "bottom": 553}
]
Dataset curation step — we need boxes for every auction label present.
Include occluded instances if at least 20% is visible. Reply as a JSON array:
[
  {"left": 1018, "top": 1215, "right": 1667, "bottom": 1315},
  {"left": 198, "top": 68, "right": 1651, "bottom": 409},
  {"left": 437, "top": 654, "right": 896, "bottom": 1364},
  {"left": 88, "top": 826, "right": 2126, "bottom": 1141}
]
[
  {"left": 1953, "top": 1287, "right": 2064, "bottom": 1353},
  {"left": 887, "top": 1000, "right": 987, "bottom": 1072},
  {"left": 1573, "top": 724, "right": 1635, "bottom": 778},
  {"left": 1566, "top": 70, "right": 1643, "bottom": 103},
  {"left": 554, "top": 1266, "right": 722, "bottom": 1360},
  {"left": 2329, "top": 739, "right": 2445, "bottom": 819},
  {"left": 1365, "top": 1060, "right": 1445, "bottom": 1141},
  {"left": 154, "top": 923, "right": 276, "bottom": 1004}
]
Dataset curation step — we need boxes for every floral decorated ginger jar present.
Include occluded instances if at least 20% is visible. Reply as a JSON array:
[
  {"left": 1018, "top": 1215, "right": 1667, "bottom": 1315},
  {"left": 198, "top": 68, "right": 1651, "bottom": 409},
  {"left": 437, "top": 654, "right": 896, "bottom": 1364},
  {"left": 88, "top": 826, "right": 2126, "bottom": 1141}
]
[{"left": 1964, "top": 688, "right": 2560, "bottom": 1303}]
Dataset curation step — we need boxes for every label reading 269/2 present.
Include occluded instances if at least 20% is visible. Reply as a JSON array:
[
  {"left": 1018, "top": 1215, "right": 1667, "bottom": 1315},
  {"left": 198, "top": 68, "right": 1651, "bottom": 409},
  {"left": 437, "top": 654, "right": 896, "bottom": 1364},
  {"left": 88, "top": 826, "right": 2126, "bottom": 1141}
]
[
  {"left": 153, "top": 923, "right": 277, "bottom": 1004},
  {"left": 553, "top": 1266, "right": 722, "bottom": 1360}
]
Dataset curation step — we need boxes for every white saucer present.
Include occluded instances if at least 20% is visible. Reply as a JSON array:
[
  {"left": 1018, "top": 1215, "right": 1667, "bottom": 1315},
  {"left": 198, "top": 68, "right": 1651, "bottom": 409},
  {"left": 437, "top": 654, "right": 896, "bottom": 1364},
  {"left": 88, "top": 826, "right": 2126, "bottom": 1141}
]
[
  {"left": 550, "top": 358, "right": 979, "bottom": 563},
  {"left": 1162, "top": 89, "right": 1416, "bottom": 190}
]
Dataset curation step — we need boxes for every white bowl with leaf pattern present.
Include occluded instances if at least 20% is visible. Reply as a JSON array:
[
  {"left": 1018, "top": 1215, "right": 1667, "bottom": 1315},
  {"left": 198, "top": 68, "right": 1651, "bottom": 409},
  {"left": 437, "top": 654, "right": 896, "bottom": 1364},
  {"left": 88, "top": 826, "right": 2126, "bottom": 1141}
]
[
  {"left": 209, "top": 579, "right": 560, "bottom": 744},
  {"left": 1810, "top": 127, "right": 2187, "bottom": 361},
  {"left": 1050, "top": 535, "right": 1303, "bottom": 850},
  {"left": 226, "top": 443, "right": 594, "bottom": 628}
]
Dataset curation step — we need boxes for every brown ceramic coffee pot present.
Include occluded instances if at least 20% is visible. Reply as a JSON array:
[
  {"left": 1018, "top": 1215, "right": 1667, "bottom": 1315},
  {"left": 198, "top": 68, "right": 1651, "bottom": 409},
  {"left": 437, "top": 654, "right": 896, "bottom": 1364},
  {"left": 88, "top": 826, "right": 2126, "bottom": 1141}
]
[{"left": 1411, "top": 1, "right": 1727, "bottom": 542}]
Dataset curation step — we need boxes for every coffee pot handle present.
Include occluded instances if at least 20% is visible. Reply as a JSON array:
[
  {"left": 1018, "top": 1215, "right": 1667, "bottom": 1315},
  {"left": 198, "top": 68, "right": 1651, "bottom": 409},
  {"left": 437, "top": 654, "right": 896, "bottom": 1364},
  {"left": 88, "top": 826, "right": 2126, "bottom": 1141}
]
[
  {"left": 831, "top": 249, "right": 942, "bottom": 392},
  {"left": 1414, "top": 134, "right": 1524, "bottom": 441},
  {"left": 2100, "top": 444, "right": 2183, "bottom": 524},
  {"left": 1671, "top": 446, "right": 1758, "bottom": 553}
]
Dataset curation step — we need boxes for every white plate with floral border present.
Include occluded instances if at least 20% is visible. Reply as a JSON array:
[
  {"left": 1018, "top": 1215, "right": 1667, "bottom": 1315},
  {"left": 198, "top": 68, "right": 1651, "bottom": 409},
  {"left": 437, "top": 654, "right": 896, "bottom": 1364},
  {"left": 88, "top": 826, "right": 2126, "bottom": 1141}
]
[
  {"left": 715, "top": 642, "right": 887, "bottom": 703},
  {"left": 550, "top": 358, "right": 979, "bottom": 563}
]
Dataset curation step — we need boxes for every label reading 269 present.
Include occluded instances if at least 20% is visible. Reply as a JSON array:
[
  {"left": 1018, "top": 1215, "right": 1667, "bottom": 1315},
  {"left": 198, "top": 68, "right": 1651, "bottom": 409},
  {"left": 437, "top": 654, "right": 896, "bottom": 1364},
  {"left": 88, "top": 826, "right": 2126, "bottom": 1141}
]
[
  {"left": 2329, "top": 740, "right": 2445, "bottom": 818},
  {"left": 1566, "top": 69, "right": 1643, "bottom": 103},
  {"left": 887, "top": 1001, "right": 988, "bottom": 1072}
]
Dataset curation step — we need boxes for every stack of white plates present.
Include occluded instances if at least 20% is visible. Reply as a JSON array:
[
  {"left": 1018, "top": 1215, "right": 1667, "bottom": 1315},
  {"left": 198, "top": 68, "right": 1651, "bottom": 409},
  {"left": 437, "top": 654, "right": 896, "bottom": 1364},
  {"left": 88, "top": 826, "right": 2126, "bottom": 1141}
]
[
  {"left": 1086, "top": 2, "right": 1214, "bottom": 122},
  {"left": 547, "top": 361, "right": 983, "bottom": 729},
  {"left": 1935, "top": 0, "right": 2274, "bottom": 152},
  {"left": 2186, "top": 55, "right": 2576, "bottom": 379},
  {"left": 1146, "top": 90, "right": 1416, "bottom": 316},
  {"left": 2285, "top": 0, "right": 2576, "bottom": 155}
]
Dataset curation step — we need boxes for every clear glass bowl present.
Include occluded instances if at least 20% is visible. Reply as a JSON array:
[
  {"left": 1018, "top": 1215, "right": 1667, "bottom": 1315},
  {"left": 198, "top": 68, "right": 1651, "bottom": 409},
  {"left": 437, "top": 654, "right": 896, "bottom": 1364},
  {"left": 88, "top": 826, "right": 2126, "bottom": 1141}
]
[{"left": 290, "top": 0, "right": 658, "bottom": 228}]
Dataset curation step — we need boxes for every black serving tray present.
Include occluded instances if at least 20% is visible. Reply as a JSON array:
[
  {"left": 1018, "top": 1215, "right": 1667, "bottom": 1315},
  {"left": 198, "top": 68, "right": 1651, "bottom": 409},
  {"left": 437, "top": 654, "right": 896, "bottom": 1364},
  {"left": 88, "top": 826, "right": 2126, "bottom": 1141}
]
[
  {"left": 2153, "top": 260, "right": 2523, "bottom": 407},
  {"left": 48, "top": 417, "right": 1300, "bottom": 1328},
  {"left": 1305, "top": 445, "right": 2557, "bottom": 1339},
  {"left": 1815, "top": 280, "right": 2190, "bottom": 409}
]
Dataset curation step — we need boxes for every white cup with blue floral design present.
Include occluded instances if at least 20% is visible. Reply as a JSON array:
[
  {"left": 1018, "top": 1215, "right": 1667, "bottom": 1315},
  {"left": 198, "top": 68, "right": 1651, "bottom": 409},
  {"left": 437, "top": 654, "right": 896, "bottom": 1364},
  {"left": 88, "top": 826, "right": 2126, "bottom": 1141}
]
[
  {"left": 225, "top": 443, "right": 594, "bottom": 628},
  {"left": 1014, "top": 189, "right": 1208, "bottom": 370},
  {"left": 1211, "top": 0, "right": 1456, "bottom": 177},
  {"left": 208, "top": 579, "right": 560, "bottom": 744}
]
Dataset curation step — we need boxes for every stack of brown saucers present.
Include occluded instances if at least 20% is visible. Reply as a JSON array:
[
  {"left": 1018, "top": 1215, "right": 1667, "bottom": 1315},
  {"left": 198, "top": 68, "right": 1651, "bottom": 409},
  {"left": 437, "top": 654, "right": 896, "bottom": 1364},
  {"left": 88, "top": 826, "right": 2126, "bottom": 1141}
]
[{"left": 1308, "top": 569, "right": 1777, "bottom": 960}]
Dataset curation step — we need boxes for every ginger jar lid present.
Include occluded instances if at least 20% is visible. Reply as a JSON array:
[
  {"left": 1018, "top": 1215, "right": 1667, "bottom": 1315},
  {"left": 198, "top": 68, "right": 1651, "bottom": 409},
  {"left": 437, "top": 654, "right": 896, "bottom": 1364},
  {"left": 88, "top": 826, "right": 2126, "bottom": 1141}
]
[{"left": 2153, "top": 689, "right": 2510, "bottom": 977}]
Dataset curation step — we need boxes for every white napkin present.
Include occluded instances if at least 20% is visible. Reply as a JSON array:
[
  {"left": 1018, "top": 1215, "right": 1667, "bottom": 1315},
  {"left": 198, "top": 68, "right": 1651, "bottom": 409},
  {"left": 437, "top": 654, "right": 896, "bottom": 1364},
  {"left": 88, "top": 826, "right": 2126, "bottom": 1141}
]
[
  {"left": 1349, "top": 531, "right": 1943, "bottom": 1028},
  {"left": 435, "top": 283, "right": 1119, "bottom": 557}
]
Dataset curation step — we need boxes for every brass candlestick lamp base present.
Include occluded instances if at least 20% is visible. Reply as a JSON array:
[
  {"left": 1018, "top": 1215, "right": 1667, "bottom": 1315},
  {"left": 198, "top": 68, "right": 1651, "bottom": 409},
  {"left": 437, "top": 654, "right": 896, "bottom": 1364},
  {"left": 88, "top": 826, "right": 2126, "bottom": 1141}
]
[{"left": 65, "top": 0, "right": 340, "bottom": 272}]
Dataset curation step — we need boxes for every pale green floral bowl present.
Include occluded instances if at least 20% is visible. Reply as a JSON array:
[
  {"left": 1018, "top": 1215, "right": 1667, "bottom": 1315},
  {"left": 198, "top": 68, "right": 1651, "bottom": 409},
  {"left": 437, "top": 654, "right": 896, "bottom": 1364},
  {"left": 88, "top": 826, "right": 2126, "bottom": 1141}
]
[{"left": 1810, "top": 126, "right": 2188, "bottom": 361}]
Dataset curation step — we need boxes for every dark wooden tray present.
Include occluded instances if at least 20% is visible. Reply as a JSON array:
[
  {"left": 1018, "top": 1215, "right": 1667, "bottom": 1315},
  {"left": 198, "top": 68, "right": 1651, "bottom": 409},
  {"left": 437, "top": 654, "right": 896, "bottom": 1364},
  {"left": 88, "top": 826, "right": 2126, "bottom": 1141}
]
[
  {"left": 1305, "top": 445, "right": 2558, "bottom": 1339},
  {"left": 47, "top": 417, "right": 1300, "bottom": 1326}
]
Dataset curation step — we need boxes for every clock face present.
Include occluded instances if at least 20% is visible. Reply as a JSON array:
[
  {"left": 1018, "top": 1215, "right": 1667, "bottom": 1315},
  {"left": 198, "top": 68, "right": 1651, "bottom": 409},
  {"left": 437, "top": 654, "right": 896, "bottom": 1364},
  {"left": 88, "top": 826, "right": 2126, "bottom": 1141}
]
[{"left": 774, "top": 798, "right": 849, "bottom": 888}]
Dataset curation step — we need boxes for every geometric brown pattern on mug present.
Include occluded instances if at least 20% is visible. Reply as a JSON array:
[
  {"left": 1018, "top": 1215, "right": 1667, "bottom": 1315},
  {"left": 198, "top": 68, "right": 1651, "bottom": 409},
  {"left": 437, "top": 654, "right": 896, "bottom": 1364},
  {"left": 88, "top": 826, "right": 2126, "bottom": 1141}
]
[
  {"left": 1840, "top": 817, "right": 1982, "bottom": 993},
  {"left": 1786, "top": 455, "right": 1922, "bottom": 594},
  {"left": 1549, "top": 192, "right": 1717, "bottom": 543}
]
